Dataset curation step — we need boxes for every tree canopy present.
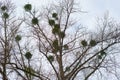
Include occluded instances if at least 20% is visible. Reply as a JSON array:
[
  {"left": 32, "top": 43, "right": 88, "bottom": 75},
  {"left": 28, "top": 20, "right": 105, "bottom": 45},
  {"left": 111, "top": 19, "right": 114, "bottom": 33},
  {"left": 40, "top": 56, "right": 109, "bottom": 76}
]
[{"left": 0, "top": 0, "right": 120, "bottom": 80}]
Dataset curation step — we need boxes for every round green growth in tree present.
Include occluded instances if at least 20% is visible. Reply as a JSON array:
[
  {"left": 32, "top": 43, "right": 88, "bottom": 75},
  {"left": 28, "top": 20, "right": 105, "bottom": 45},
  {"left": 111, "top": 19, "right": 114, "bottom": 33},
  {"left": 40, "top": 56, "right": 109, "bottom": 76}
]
[
  {"left": 52, "top": 28, "right": 57, "bottom": 34},
  {"left": 90, "top": 40, "right": 97, "bottom": 46},
  {"left": 65, "top": 67, "right": 70, "bottom": 72},
  {"left": 52, "top": 26, "right": 60, "bottom": 34},
  {"left": 32, "top": 18, "right": 38, "bottom": 25},
  {"left": 98, "top": 55, "right": 102, "bottom": 59},
  {"left": 25, "top": 52, "right": 32, "bottom": 60},
  {"left": 49, "top": 19, "right": 55, "bottom": 26},
  {"left": 48, "top": 55, "right": 54, "bottom": 62},
  {"left": 81, "top": 40, "right": 87, "bottom": 47},
  {"left": 15, "top": 35, "right": 21, "bottom": 41},
  {"left": 52, "top": 39, "right": 59, "bottom": 52},
  {"left": 54, "top": 24, "right": 60, "bottom": 28},
  {"left": 60, "top": 31, "right": 65, "bottom": 38},
  {"left": 64, "top": 44, "right": 69, "bottom": 50},
  {"left": 24, "top": 66, "right": 35, "bottom": 75},
  {"left": 24, "top": 4, "right": 32, "bottom": 11},
  {"left": 1, "top": 6, "right": 7, "bottom": 11},
  {"left": 3, "top": 12, "right": 9, "bottom": 19},
  {"left": 53, "top": 39, "right": 58, "bottom": 48},
  {"left": 100, "top": 50, "right": 106, "bottom": 56},
  {"left": 52, "top": 13, "right": 57, "bottom": 18}
]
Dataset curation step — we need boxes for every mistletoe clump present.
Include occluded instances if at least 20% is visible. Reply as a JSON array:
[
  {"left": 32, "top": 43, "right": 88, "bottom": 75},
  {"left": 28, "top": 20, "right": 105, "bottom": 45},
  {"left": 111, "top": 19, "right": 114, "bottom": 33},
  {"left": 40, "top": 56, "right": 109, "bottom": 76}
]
[
  {"left": 1, "top": 5, "right": 7, "bottom": 11},
  {"left": 52, "top": 24, "right": 60, "bottom": 34},
  {"left": 24, "top": 66, "right": 35, "bottom": 75},
  {"left": 65, "top": 67, "right": 70, "bottom": 72},
  {"left": 15, "top": 35, "right": 21, "bottom": 41},
  {"left": 52, "top": 39, "right": 59, "bottom": 52},
  {"left": 52, "top": 13, "right": 57, "bottom": 18},
  {"left": 54, "top": 24, "right": 60, "bottom": 28},
  {"left": 52, "top": 13, "right": 58, "bottom": 20},
  {"left": 24, "top": 4, "right": 32, "bottom": 11},
  {"left": 49, "top": 19, "right": 55, "bottom": 26},
  {"left": 2, "top": 12, "right": 9, "bottom": 19},
  {"left": 81, "top": 40, "right": 87, "bottom": 47},
  {"left": 89, "top": 40, "right": 97, "bottom": 47},
  {"left": 98, "top": 50, "right": 107, "bottom": 59},
  {"left": 32, "top": 18, "right": 38, "bottom": 25},
  {"left": 25, "top": 52, "right": 32, "bottom": 60},
  {"left": 64, "top": 44, "right": 69, "bottom": 50},
  {"left": 60, "top": 31, "right": 65, "bottom": 38},
  {"left": 98, "top": 55, "right": 102, "bottom": 59},
  {"left": 48, "top": 55, "right": 54, "bottom": 62}
]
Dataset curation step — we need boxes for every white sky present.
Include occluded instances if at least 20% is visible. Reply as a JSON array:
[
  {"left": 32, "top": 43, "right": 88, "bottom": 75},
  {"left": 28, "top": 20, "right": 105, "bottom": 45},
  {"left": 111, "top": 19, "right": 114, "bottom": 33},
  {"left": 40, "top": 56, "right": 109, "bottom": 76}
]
[
  {"left": 81, "top": 0, "right": 120, "bottom": 29},
  {"left": 11, "top": 0, "right": 120, "bottom": 29}
]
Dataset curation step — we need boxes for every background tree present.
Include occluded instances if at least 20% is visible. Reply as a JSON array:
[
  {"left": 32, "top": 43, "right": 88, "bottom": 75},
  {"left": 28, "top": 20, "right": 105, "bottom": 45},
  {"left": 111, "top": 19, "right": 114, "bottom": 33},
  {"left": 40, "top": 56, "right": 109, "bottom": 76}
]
[{"left": 0, "top": 0, "right": 23, "bottom": 80}]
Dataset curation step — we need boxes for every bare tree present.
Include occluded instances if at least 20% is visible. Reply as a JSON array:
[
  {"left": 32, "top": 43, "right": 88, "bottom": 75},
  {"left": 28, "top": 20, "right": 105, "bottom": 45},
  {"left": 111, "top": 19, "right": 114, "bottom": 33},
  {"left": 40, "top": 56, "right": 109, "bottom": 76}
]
[
  {"left": 0, "top": 0, "right": 120, "bottom": 80},
  {"left": 0, "top": 0, "right": 23, "bottom": 80},
  {"left": 21, "top": 0, "right": 120, "bottom": 80}
]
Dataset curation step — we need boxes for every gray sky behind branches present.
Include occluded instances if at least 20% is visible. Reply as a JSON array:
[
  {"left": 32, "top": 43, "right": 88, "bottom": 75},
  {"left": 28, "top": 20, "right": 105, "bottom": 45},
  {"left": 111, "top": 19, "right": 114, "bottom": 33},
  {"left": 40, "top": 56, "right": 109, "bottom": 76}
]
[
  {"left": 0, "top": 0, "right": 119, "bottom": 79},
  {"left": 11, "top": 0, "right": 120, "bottom": 29}
]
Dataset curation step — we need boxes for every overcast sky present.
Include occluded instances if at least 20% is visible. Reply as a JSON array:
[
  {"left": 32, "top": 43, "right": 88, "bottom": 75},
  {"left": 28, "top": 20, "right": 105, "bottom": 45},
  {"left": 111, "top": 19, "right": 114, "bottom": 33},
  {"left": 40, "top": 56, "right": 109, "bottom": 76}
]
[
  {"left": 11, "top": 0, "right": 120, "bottom": 29},
  {"left": 81, "top": 0, "right": 120, "bottom": 29}
]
